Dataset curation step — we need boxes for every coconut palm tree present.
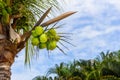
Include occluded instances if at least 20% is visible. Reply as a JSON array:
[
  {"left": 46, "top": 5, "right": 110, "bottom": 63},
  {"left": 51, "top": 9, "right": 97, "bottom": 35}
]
[
  {"left": 47, "top": 63, "right": 68, "bottom": 79},
  {"left": 74, "top": 51, "right": 120, "bottom": 80},
  {"left": 89, "top": 51, "right": 120, "bottom": 80},
  {"left": 0, "top": 0, "right": 76, "bottom": 80},
  {"left": 33, "top": 50, "right": 120, "bottom": 80},
  {"left": 46, "top": 61, "right": 83, "bottom": 80},
  {"left": 47, "top": 62, "right": 72, "bottom": 80},
  {"left": 100, "top": 51, "right": 120, "bottom": 78},
  {"left": 32, "top": 76, "right": 49, "bottom": 80}
]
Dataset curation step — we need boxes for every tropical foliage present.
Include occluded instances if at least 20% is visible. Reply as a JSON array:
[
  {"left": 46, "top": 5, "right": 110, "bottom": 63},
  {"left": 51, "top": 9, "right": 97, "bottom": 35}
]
[{"left": 33, "top": 50, "right": 120, "bottom": 80}]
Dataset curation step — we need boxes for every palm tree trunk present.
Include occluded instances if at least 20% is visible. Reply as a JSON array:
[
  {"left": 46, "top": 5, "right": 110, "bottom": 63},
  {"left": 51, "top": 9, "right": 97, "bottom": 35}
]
[
  {"left": 0, "top": 39, "right": 17, "bottom": 80},
  {"left": 0, "top": 62, "right": 11, "bottom": 80}
]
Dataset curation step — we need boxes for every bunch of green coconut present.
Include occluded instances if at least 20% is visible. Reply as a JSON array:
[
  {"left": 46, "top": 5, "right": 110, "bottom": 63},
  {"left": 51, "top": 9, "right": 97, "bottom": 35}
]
[{"left": 31, "top": 26, "right": 60, "bottom": 50}]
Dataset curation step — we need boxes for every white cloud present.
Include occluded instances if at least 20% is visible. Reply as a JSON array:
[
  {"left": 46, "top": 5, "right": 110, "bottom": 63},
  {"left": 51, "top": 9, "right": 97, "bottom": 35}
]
[{"left": 106, "top": 0, "right": 120, "bottom": 11}]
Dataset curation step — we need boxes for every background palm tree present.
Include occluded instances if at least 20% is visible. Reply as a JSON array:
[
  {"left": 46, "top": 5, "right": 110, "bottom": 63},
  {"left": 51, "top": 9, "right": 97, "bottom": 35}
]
[
  {"left": 47, "top": 60, "right": 84, "bottom": 80},
  {"left": 32, "top": 76, "right": 48, "bottom": 80},
  {"left": 33, "top": 50, "right": 120, "bottom": 80},
  {"left": 47, "top": 62, "right": 69, "bottom": 79},
  {"left": 0, "top": 0, "right": 76, "bottom": 80}
]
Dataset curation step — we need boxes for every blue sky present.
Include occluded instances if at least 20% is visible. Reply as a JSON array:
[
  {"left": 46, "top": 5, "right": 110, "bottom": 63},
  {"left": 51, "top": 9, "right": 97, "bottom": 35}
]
[{"left": 11, "top": 0, "right": 120, "bottom": 80}]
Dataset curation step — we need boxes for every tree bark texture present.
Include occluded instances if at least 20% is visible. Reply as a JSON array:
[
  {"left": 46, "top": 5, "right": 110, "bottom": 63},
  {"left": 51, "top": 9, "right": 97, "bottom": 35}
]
[{"left": 0, "top": 39, "right": 17, "bottom": 80}]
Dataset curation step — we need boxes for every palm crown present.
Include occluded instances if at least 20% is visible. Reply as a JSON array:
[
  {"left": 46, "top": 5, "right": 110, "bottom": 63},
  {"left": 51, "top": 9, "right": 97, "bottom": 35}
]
[{"left": 0, "top": 0, "right": 76, "bottom": 65}]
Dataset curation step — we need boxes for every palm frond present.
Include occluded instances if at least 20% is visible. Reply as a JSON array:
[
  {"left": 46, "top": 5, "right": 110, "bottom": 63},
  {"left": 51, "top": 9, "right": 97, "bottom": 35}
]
[
  {"left": 41, "top": 11, "right": 77, "bottom": 27},
  {"left": 59, "top": 41, "right": 69, "bottom": 50},
  {"left": 34, "top": 7, "right": 52, "bottom": 28},
  {"left": 57, "top": 46, "right": 66, "bottom": 55},
  {"left": 60, "top": 39, "right": 76, "bottom": 47}
]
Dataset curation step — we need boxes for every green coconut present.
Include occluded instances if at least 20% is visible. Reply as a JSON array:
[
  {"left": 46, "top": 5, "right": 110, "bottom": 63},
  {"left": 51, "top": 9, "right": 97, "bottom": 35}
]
[
  {"left": 48, "top": 29, "right": 56, "bottom": 36},
  {"left": 35, "top": 26, "right": 44, "bottom": 36},
  {"left": 32, "top": 30, "right": 38, "bottom": 37},
  {"left": 39, "top": 34, "right": 47, "bottom": 43},
  {"left": 31, "top": 37, "right": 39, "bottom": 46},
  {"left": 39, "top": 43, "right": 46, "bottom": 49},
  {"left": 47, "top": 41, "right": 57, "bottom": 50},
  {"left": 55, "top": 35, "right": 60, "bottom": 41}
]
